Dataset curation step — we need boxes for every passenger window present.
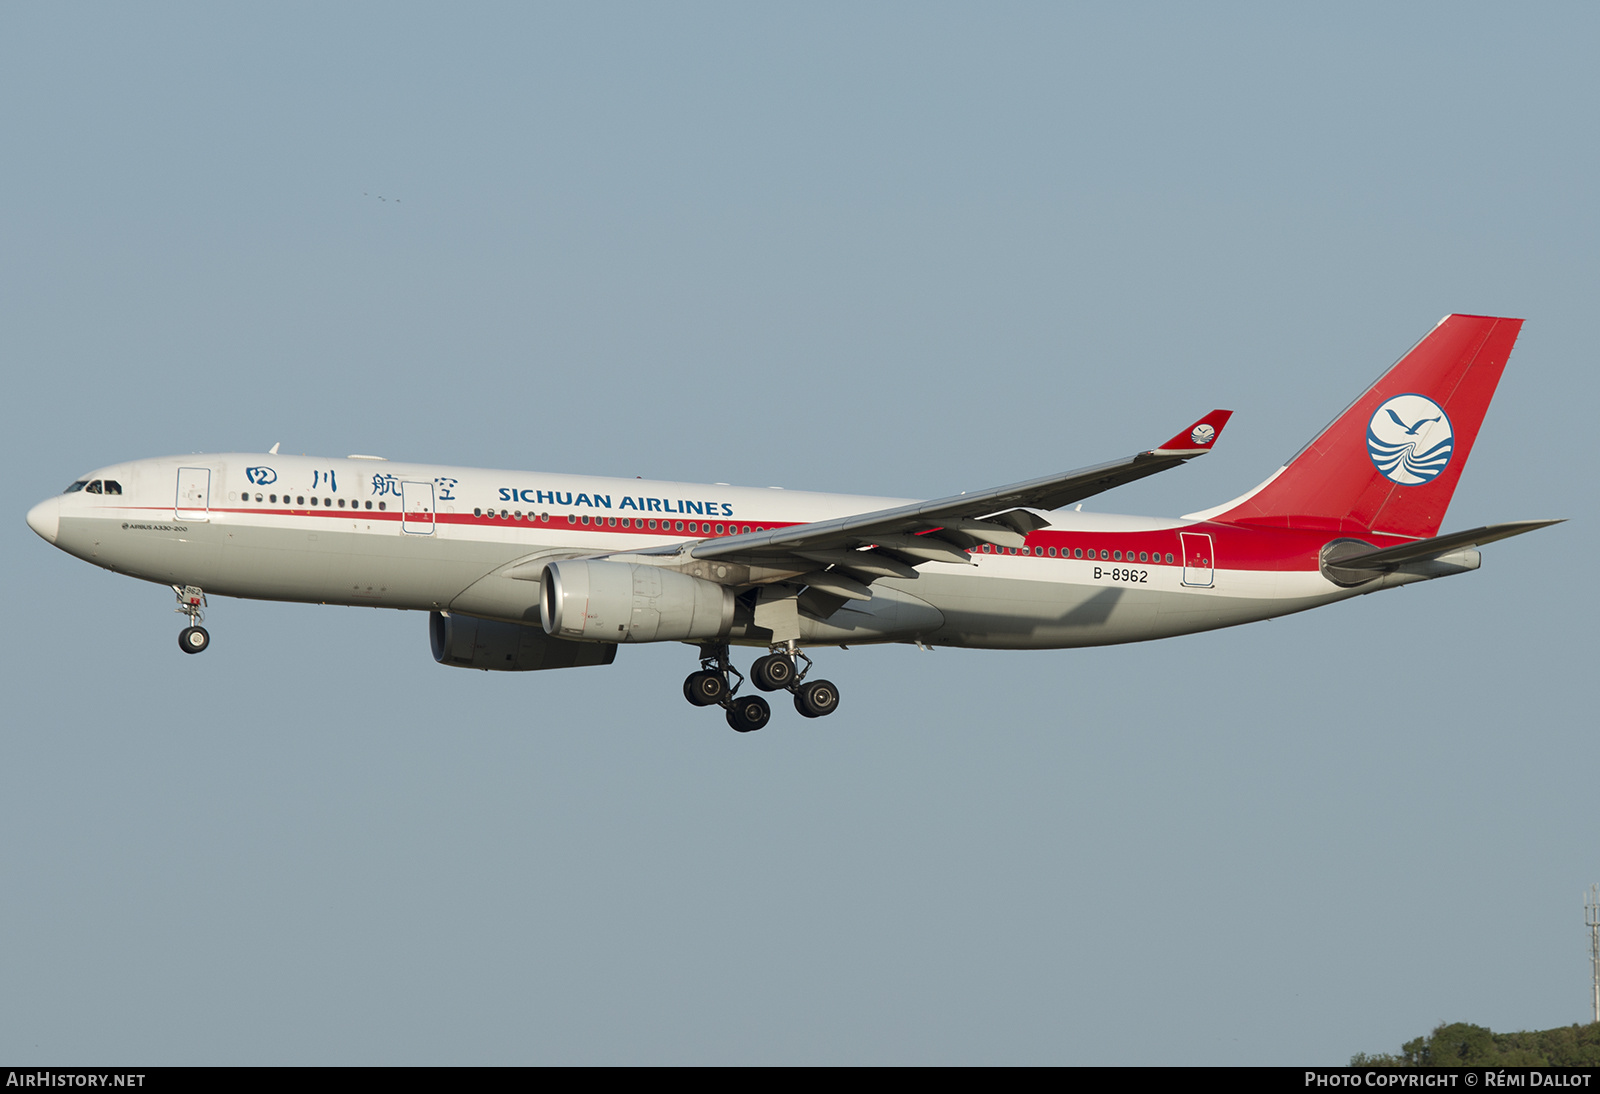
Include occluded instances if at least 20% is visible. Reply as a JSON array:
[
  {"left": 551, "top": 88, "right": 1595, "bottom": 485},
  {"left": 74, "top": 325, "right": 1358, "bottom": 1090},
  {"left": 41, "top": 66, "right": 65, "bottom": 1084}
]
[
  {"left": 647, "top": 520, "right": 658, "bottom": 530},
  {"left": 64, "top": 480, "right": 87, "bottom": 493},
  {"left": 365, "top": 500, "right": 372, "bottom": 509},
  {"left": 103, "top": 480, "right": 122, "bottom": 495},
  {"left": 310, "top": 497, "right": 318, "bottom": 506},
  {"left": 297, "top": 496, "right": 305, "bottom": 505},
  {"left": 674, "top": 521, "right": 684, "bottom": 531},
  {"left": 86, "top": 480, "right": 103, "bottom": 494},
  {"left": 378, "top": 502, "right": 386, "bottom": 510}
]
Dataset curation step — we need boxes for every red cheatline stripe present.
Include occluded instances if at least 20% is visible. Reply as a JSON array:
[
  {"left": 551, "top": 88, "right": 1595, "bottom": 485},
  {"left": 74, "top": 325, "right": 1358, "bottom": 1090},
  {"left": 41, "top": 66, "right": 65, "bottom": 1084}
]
[{"left": 109, "top": 504, "right": 1407, "bottom": 572}]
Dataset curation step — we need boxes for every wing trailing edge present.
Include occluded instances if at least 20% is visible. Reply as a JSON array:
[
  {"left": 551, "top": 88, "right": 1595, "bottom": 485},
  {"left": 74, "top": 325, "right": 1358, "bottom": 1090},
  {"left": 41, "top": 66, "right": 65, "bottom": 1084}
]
[{"left": 678, "top": 410, "right": 1234, "bottom": 601}]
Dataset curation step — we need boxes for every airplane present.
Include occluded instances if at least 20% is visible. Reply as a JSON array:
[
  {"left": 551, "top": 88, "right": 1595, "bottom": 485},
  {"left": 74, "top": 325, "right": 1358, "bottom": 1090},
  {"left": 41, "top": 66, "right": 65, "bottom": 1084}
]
[{"left": 25, "top": 313, "right": 1559, "bottom": 732}]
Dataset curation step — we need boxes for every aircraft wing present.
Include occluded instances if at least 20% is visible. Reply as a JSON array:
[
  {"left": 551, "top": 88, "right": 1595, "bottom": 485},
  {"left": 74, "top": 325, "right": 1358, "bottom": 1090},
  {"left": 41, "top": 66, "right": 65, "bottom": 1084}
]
[{"left": 687, "top": 410, "right": 1233, "bottom": 591}]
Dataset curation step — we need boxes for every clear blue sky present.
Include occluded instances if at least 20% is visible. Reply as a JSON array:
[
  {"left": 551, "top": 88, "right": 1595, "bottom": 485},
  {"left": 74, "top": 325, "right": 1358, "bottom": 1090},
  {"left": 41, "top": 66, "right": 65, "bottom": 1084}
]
[{"left": 2, "top": 3, "right": 1593, "bottom": 1064}]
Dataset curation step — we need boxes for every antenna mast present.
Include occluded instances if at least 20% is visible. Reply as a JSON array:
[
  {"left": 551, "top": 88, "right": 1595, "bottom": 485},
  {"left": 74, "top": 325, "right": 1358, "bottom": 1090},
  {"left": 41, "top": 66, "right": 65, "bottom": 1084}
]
[{"left": 1587, "top": 885, "right": 1600, "bottom": 1025}]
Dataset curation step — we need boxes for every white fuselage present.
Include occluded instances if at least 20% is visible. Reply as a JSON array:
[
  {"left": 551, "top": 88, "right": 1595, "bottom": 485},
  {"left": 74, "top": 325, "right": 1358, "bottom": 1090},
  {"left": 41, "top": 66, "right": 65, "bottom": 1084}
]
[{"left": 28, "top": 452, "right": 1414, "bottom": 652}]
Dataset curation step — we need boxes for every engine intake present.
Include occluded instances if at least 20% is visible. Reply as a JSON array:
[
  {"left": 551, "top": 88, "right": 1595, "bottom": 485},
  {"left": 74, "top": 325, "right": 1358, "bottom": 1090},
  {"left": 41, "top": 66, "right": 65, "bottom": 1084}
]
[
  {"left": 541, "top": 559, "right": 735, "bottom": 643},
  {"left": 430, "top": 610, "right": 616, "bottom": 671}
]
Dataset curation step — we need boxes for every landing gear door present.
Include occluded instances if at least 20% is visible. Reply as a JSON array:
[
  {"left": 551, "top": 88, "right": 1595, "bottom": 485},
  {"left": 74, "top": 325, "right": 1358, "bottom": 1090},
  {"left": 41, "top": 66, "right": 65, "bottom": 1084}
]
[
  {"left": 1180, "top": 531, "right": 1214, "bottom": 588},
  {"left": 175, "top": 467, "right": 211, "bottom": 522},
  {"left": 401, "top": 480, "right": 435, "bottom": 535}
]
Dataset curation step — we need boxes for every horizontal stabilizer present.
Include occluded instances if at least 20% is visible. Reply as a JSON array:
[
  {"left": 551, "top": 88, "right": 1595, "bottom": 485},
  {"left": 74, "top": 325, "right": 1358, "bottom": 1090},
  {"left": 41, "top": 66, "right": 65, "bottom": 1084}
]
[{"left": 1334, "top": 519, "right": 1562, "bottom": 572}]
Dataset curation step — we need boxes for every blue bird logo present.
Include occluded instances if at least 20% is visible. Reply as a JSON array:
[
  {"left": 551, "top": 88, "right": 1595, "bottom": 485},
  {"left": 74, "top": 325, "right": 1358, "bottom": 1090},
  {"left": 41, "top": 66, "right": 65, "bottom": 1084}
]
[
  {"left": 1367, "top": 395, "right": 1453, "bottom": 485},
  {"left": 1384, "top": 408, "right": 1442, "bottom": 436}
]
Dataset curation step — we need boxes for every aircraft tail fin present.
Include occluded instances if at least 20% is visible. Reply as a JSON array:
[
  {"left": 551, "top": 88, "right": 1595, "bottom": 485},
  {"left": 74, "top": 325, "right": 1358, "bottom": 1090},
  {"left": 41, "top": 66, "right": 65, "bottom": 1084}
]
[{"left": 1200, "top": 314, "right": 1524, "bottom": 539}]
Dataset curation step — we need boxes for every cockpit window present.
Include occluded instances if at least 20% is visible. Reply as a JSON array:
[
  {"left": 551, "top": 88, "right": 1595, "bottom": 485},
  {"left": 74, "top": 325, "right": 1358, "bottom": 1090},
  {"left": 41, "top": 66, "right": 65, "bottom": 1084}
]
[
  {"left": 103, "top": 480, "right": 122, "bottom": 495},
  {"left": 63, "top": 480, "right": 87, "bottom": 493},
  {"left": 85, "top": 480, "right": 103, "bottom": 494}
]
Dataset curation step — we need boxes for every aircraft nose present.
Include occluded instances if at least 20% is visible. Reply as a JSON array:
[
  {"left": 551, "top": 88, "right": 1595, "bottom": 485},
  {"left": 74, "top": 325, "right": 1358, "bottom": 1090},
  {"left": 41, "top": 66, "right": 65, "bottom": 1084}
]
[{"left": 27, "top": 497, "right": 60, "bottom": 544}]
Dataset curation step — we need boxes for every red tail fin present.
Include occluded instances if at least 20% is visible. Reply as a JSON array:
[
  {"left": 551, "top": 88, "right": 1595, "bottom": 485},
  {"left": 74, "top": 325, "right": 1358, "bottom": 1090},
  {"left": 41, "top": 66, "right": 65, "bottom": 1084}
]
[{"left": 1206, "top": 314, "right": 1523, "bottom": 539}]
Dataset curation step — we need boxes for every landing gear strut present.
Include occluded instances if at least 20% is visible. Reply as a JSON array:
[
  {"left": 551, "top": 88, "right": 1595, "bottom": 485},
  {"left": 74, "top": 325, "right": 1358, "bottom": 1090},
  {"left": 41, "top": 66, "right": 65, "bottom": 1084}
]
[
  {"left": 173, "top": 585, "right": 210, "bottom": 654},
  {"left": 682, "top": 641, "right": 839, "bottom": 730}
]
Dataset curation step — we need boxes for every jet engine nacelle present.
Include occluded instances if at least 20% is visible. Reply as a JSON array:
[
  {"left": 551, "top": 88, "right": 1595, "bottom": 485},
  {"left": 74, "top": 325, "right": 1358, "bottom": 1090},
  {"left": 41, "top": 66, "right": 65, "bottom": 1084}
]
[
  {"left": 430, "top": 610, "right": 617, "bottom": 671},
  {"left": 541, "top": 559, "right": 735, "bottom": 643}
]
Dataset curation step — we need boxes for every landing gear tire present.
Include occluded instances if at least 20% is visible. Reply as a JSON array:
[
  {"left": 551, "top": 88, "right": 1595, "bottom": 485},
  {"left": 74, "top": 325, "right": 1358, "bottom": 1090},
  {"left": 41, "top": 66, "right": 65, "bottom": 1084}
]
[
  {"left": 178, "top": 625, "right": 211, "bottom": 655},
  {"left": 725, "top": 694, "right": 771, "bottom": 733},
  {"left": 750, "top": 653, "right": 797, "bottom": 692},
  {"left": 794, "top": 679, "right": 839, "bottom": 719},
  {"left": 683, "top": 670, "right": 727, "bottom": 707}
]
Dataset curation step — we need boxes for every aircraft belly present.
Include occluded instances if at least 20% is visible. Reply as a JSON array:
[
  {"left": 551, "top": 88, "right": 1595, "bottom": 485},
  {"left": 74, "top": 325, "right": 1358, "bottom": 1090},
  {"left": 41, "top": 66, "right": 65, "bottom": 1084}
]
[
  {"left": 909, "top": 565, "right": 1348, "bottom": 649},
  {"left": 213, "top": 524, "right": 524, "bottom": 609},
  {"left": 911, "top": 571, "right": 1159, "bottom": 648},
  {"left": 1151, "top": 568, "right": 1345, "bottom": 637},
  {"left": 58, "top": 515, "right": 223, "bottom": 586}
]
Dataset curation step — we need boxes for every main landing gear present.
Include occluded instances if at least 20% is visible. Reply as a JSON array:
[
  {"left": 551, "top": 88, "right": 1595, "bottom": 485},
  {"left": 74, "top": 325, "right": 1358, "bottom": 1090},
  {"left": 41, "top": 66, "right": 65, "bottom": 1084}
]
[
  {"left": 682, "top": 642, "right": 841, "bottom": 731},
  {"left": 173, "top": 585, "right": 211, "bottom": 654}
]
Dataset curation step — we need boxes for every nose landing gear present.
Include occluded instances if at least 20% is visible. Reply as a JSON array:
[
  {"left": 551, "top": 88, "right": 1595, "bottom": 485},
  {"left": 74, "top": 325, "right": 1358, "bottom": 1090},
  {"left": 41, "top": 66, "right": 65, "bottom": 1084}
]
[
  {"left": 173, "top": 585, "right": 211, "bottom": 654},
  {"left": 683, "top": 642, "right": 840, "bottom": 731}
]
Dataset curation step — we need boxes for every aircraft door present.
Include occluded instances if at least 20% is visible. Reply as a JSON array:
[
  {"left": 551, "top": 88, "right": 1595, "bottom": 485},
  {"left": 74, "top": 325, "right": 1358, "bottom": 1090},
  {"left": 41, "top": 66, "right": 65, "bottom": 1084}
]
[
  {"left": 401, "top": 480, "right": 435, "bottom": 535},
  {"left": 1179, "top": 532, "right": 1214, "bottom": 588},
  {"left": 175, "top": 467, "right": 211, "bottom": 522}
]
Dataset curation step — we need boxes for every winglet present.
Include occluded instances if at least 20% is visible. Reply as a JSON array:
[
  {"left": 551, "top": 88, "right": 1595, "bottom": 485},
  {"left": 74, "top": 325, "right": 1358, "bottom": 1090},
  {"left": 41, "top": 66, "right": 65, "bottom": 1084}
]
[{"left": 1150, "top": 410, "right": 1233, "bottom": 456}]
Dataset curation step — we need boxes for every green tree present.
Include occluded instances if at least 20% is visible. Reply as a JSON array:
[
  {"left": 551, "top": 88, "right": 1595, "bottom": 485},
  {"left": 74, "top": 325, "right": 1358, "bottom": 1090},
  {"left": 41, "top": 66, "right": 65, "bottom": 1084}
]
[{"left": 1353, "top": 1021, "right": 1600, "bottom": 1066}]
